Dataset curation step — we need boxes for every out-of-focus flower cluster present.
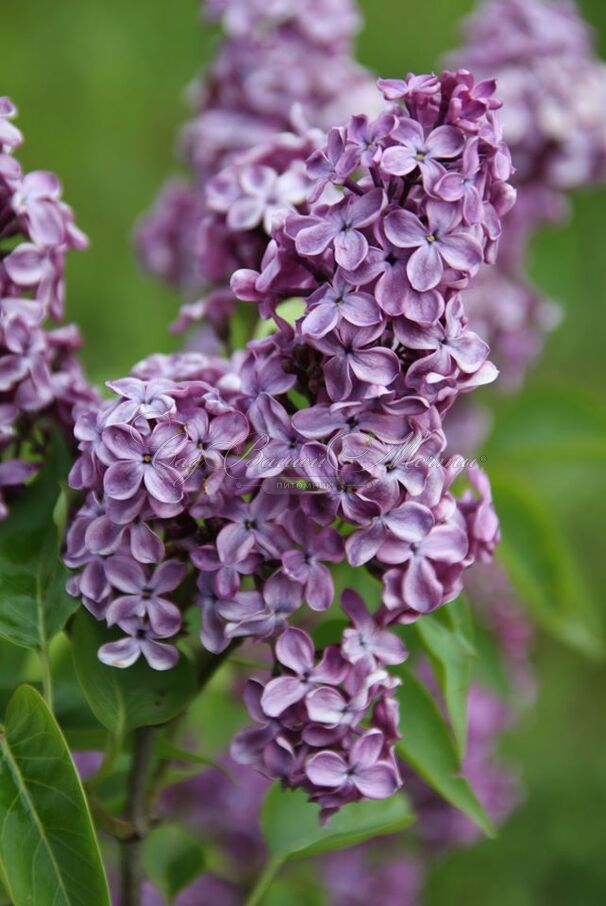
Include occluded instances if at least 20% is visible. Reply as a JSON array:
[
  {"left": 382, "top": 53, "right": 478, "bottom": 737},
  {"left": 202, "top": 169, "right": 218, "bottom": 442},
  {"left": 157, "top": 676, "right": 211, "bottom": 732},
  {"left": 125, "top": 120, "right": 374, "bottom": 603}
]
[
  {"left": 0, "top": 98, "right": 96, "bottom": 518},
  {"left": 66, "top": 70, "right": 510, "bottom": 815},
  {"left": 136, "top": 0, "right": 378, "bottom": 341},
  {"left": 451, "top": 0, "right": 606, "bottom": 388}
]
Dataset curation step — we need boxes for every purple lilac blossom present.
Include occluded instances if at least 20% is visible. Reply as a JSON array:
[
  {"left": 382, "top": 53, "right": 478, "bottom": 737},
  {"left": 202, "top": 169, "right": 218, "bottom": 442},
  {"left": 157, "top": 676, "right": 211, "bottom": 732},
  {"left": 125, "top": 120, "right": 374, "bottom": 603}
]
[
  {"left": 67, "top": 71, "right": 510, "bottom": 816},
  {"left": 0, "top": 98, "right": 97, "bottom": 519},
  {"left": 449, "top": 0, "right": 606, "bottom": 387},
  {"left": 136, "top": 0, "right": 378, "bottom": 342}
]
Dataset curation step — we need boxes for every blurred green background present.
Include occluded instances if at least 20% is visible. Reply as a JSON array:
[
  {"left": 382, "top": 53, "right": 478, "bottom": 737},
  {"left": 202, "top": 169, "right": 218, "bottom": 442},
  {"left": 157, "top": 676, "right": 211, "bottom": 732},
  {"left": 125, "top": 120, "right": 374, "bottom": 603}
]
[{"left": 3, "top": 1, "right": 605, "bottom": 903}]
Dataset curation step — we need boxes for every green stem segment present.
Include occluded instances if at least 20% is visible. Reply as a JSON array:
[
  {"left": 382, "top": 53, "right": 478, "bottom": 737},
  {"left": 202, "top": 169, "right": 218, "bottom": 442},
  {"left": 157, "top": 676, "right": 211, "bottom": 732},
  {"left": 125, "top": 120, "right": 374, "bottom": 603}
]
[
  {"left": 119, "top": 726, "right": 157, "bottom": 906},
  {"left": 245, "top": 860, "right": 282, "bottom": 906},
  {"left": 38, "top": 644, "right": 53, "bottom": 714}
]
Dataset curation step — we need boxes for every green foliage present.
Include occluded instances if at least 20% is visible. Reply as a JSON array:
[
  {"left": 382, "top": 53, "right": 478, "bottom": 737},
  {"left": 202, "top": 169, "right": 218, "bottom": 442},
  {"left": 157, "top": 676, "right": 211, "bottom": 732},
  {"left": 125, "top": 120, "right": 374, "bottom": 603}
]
[
  {"left": 412, "top": 599, "right": 475, "bottom": 758},
  {"left": 490, "top": 472, "right": 603, "bottom": 657},
  {"left": 249, "top": 785, "right": 414, "bottom": 905},
  {"left": 0, "top": 685, "right": 110, "bottom": 905},
  {"left": 395, "top": 666, "right": 494, "bottom": 837},
  {"left": 71, "top": 611, "right": 198, "bottom": 735},
  {"left": 485, "top": 384, "right": 606, "bottom": 465},
  {"left": 143, "top": 825, "right": 205, "bottom": 902},
  {"left": 0, "top": 441, "right": 77, "bottom": 650}
]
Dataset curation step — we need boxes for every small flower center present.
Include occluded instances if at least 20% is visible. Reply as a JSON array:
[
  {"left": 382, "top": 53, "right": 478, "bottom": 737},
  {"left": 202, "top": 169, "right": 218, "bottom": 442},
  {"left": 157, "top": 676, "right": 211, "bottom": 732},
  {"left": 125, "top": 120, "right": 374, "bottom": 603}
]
[
  {"left": 415, "top": 150, "right": 427, "bottom": 162},
  {"left": 426, "top": 232, "right": 437, "bottom": 244},
  {"left": 142, "top": 453, "right": 152, "bottom": 464},
  {"left": 244, "top": 519, "right": 256, "bottom": 530}
]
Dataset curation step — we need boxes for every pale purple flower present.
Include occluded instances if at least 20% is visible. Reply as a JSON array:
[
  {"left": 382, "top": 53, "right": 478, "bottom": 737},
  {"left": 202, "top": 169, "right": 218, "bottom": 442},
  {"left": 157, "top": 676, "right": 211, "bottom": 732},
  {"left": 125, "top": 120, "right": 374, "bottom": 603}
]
[
  {"left": 98, "top": 618, "right": 179, "bottom": 671},
  {"left": 384, "top": 201, "right": 483, "bottom": 291},
  {"left": 306, "top": 730, "right": 400, "bottom": 799},
  {"left": 381, "top": 120, "right": 464, "bottom": 190},
  {"left": 292, "top": 188, "right": 386, "bottom": 270},
  {"left": 102, "top": 422, "right": 187, "bottom": 507},
  {"left": 281, "top": 515, "right": 344, "bottom": 611},
  {"left": 341, "top": 590, "right": 407, "bottom": 667},
  {"left": 260, "top": 627, "right": 346, "bottom": 716},
  {"left": 302, "top": 270, "right": 382, "bottom": 339},
  {"left": 105, "top": 556, "right": 185, "bottom": 636}
]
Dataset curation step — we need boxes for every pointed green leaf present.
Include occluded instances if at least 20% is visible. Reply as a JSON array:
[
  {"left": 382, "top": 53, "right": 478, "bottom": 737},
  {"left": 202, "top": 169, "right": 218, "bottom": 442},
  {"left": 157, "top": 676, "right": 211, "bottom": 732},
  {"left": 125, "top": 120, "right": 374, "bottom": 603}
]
[
  {"left": 491, "top": 471, "right": 603, "bottom": 657},
  {"left": 0, "top": 685, "right": 110, "bottom": 906},
  {"left": 395, "top": 666, "right": 494, "bottom": 837},
  {"left": 249, "top": 787, "right": 413, "bottom": 905},
  {"left": 71, "top": 610, "right": 198, "bottom": 734},
  {"left": 0, "top": 441, "right": 77, "bottom": 649},
  {"left": 413, "top": 605, "right": 475, "bottom": 757}
]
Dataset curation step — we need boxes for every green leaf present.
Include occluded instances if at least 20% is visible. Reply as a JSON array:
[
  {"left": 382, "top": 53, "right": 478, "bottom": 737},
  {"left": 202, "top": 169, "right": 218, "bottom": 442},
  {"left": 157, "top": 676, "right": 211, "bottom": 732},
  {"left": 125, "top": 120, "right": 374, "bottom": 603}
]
[
  {"left": 0, "top": 441, "right": 77, "bottom": 649},
  {"left": 143, "top": 825, "right": 205, "bottom": 902},
  {"left": 248, "top": 786, "right": 413, "bottom": 905},
  {"left": 485, "top": 384, "right": 606, "bottom": 464},
  {"left": 395, "top": 666, "right": 494, "bottom": 837},
  {"left": 0, "top": 685, "right": 110, "bottom": 906},
  {"left": 491, "top": 471, "right": 603, "bottom": 657},
  {"left": 413, "top": 604, "right": 475, "bottom": 758},
  {"left": 71, "top": 610, "right": 198, "bottom": 735}
]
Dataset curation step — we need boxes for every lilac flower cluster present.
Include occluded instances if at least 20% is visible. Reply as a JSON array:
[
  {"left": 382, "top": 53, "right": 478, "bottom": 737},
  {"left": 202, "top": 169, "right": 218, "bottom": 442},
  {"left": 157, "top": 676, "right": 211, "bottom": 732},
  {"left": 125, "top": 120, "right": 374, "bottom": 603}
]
[
  {"left": 450, "top": 0, "right": 606, "bottom": 386},
  {"left": 231, "top": 607, "right": 405, "bottom": 817},
  {"left": 0, "top": 99, "right": 96, "bottom": 517},
  {"left": 66, "top": 70, "right": 508, "bottom": 816},
  {"left": 136, "top": 0, "right": 377, "bottom": 339}
]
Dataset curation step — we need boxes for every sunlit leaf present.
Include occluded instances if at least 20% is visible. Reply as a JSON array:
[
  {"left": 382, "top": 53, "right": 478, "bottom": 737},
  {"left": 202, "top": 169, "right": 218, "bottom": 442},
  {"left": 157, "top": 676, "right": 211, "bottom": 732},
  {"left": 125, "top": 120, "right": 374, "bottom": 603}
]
[{"left": 0, "top": 685, "right": 110, "bottom": 906}]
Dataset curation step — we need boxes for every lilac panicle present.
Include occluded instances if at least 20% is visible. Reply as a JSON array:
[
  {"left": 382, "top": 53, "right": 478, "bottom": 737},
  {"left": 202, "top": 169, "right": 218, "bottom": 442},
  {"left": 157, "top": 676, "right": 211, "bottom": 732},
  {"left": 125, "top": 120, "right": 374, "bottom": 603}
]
[
  {"left": 449, "top": 0, "right": 606, "bottom": 387},
  {"left": 0, "top": 98, "right": 97, "bottom": 519},
  {"left": 67, "top": 70, "right": 511, "bottom": 816},
  {"left": 136, "top": 0, "right": 378, "bottom": 342}
]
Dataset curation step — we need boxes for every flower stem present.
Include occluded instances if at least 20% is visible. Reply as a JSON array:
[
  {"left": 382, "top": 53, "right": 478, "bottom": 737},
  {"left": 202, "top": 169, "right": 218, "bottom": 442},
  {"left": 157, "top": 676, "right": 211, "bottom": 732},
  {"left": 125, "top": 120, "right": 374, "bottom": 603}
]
[
  {"left": 119, "top": 726, "right": 157, "bottom": 906},
  {"left": 245, "top": 859, "right": 282, "bottom": 906},
  {"left": 38, "top": 643, "right": 53, "bottom": 713}
]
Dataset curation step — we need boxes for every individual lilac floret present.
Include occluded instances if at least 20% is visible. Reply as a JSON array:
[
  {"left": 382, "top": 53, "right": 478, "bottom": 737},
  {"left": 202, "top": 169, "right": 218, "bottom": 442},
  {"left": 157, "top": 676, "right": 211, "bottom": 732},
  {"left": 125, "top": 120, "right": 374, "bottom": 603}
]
[{"left": 0, "top": 98, "right": 97, "bottom": 520}]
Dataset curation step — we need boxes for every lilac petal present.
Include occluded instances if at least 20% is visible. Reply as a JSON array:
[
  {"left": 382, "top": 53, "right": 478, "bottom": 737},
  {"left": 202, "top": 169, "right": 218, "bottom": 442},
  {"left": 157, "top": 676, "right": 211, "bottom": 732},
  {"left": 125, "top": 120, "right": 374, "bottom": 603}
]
[
  {"left": 302, "top": 302, "right": 340, "bottom": 338},
  {"left": 84, "top": 516, "right": 124, "bottom": 555},
  {"left": 208, "top": 411, "right": 249, "bottom": 449},
  {"left": 144, "top": 463, "right": 183, "bottom": 504},
  {"left": 217, "top": 522, "right": 255, "bottom": 563},
  {"left": 426, "top": 125, "right": 464, "bottom": 158},
  {"left": 150, "top": 559, "right": 186, "bottom": 594},
  {"left": 102, "top": 425, "right": 142, "bottom": 461},
  {"left": 404, "top": 557, "right": 443, "bottom": 612},
  {"left": 306, "top": 686, "right": 346, "bottom": 725},
  {"left": 342, "top": 292, "right": 382, "bottom": 327},
  {"left": 141, "top": 639, "right": 179, "bottom": 671},
  {"left": 438, "top": 233, "right": 483, "bottom": 273},
  {"left": 306, "top": 751, "right": 348, "bottom": 788},
  {"left": 306, "top": 562, "right": 334, "bottom": 611},
  {"left": 106, "top": 595, "right": 144, "bottom": 626},
  {"left": 333, "top": 229, "right": 368, "bottom": 271},
  {"left": 403, "top": 289, "right": 444, "bottom": 324},
  {"left": 349, "top": 188, "right": 386, "bottom": 227},
  {"left": 147, "top": 597, "right": 182, "bottom": 636},
  {"left": 104, "top": 461, "right": 143, "bottom": 500},
  {"left": 296, "top": 220, "right": 337, "bottom": 257},
  {"left": 351, "top": 729, "right": 384, "bottom": 769},
  {"left": 384, "top": 502, "right": 433, "bottom": 543},
  {"left": 341, "top": 589, "right": 374, "bottom": 631},
  {"left": 407, "top": 243, "right": 443, "bottom": 292},
  {"left": 354, "top": 763, "right": 399, "bottom": 798},
  {"left": 200, "top": 605, "right": 229, "bottom": 654},
  {"left": 98, "top": 638, "right": 140, "bottom": 669},
  {"left": 350, "top": 348, "right": 399, "bottom": 386},
  {"left": 230, "top": 725, "right": 276, "bottom": 765},
  {"left": 80, "top": 560, "right": 110, "bottom": 602},
  {"left": 447, "top": 332, "right": 489, "bottom": 372},
  {"left": 380, "top": 146, "right": 417, "bottom": 176},
  {"left": 243, "top": 678, "right": 266, "bottom": 723},
  {"left": 345, "top": 522, "right": 385, "bottom": 567},
  {"left": 227, "top": 196, "right": 264, "bottom": 231},
  {"left": 276, "top": 626, "right": 314, "bottom": 674},
  {"left": 314, "top": 646, "right": 348, "bottom": 686},
  {"left": 373, "top": 629, "right": 408, "bottom": 665},
  {"left": 384, "top": 209, "right": 426, "bottom": 248},
  {"left": 263, "top": 572, "right": 302, "bottom": 614},
  {"left": 105, "top": 556, "right": 145, "bottom": 594},
  {"left": 130, "top": 521, "right": 164, "bottom": 564},
  {"left": 261, "top": 676, "right": 306, "bottom": 717},
  {"left": 421, "top": 524, "right": 468, "bottom": 563}
]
